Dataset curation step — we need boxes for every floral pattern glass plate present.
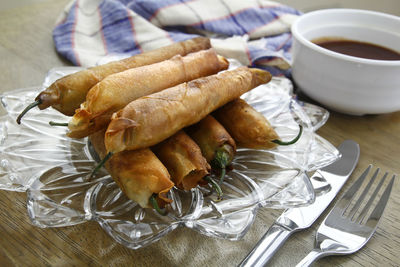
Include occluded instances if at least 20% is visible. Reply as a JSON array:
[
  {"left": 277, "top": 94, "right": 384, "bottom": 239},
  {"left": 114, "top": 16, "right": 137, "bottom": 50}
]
[{"left": 0, "top": 66, "right": 339, "bottom": 249}]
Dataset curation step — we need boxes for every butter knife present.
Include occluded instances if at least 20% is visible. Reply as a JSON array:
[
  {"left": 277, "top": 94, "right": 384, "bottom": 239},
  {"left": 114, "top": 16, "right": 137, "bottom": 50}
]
[{"left": 239, "top": 140, "right": 360, "bottom": 267}]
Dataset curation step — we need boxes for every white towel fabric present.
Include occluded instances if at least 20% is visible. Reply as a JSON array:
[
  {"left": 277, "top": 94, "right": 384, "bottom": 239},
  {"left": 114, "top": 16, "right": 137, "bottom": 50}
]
[{"left": 53, "top": 0, "right": 301, "bottom": 76}]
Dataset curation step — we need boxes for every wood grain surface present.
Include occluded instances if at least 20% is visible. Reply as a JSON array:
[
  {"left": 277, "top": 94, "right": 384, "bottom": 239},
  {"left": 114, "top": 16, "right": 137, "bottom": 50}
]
[{"left": 1, "top": 1, "right": 399, "bottom": 266}]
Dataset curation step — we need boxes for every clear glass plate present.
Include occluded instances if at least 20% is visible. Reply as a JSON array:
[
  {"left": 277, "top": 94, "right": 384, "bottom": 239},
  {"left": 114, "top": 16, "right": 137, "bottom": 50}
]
[{"left": 0, "top": 67, "right": 339, "bottom": 249}]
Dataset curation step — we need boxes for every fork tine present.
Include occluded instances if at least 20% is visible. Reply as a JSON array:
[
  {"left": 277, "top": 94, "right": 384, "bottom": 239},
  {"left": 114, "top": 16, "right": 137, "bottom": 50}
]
[
  {"left": 348, "top": 168, "right": 379, "bottom": 220},
  {"left": 356, "top": 172, "right": 387, "bottom": 223},
  {"left": 365, "top": 175, "right": 396, "bottom": 229},
  {"left": 337, "top": 165, "right": 372, "bottom": 214}
]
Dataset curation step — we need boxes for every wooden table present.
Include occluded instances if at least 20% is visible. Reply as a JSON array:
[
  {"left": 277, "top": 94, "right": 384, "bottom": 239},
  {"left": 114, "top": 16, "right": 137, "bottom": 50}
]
[{"left": 1, "top": 1, "right": 399, "bottom": 266}]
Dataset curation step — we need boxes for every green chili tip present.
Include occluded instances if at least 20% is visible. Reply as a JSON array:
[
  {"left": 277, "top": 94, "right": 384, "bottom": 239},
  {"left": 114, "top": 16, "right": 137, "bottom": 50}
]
[
  {"left": 150, "top": 194, "right": 168, "bottom": 216},
  {"left": 16, "top": 99, "right": 42, "bottom": 124},
  {"left": 49, "top": 121, "right": 69, "bottom": 127},
  {"left": 204, "top": 176, "right": 223, "bottom": 201},
  {"left": 211, "top": 146, "right": 233, "bottom": 185},
  {"left": 272, "top": 124, "right": 303, "bottom": 146},
  {"left": 90, "top": 152, "right": 113, "bottom": 178}
]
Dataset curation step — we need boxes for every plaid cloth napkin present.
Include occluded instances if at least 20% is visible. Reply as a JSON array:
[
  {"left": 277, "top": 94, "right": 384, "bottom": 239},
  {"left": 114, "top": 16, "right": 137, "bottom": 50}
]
[{"left": 53, "top": 0, "right": 301, "bottom": 76}]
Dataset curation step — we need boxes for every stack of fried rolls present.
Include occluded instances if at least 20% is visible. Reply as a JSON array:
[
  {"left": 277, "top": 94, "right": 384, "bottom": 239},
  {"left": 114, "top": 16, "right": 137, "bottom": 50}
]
[
  {"left": 19, "top": 37, "right": 288, "bottom": 210},
  {"left": 68, "top": 48, "right": 229, "bottom": 138},
  {"left": 32, "top": 37, "right": 212, "bottom": 116}
]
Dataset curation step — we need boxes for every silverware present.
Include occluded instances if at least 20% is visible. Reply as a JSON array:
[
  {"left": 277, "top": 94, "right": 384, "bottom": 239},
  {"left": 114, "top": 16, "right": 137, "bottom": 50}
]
[
  {"left": 296, "top": 165, "right": 396, "bottom": 266},
  {"left": 239, "top": 140, "right": 360, "bottom": 267}
]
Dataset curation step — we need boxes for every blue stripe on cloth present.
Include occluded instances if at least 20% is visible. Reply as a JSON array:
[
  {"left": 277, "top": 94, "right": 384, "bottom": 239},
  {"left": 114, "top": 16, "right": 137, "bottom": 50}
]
[
  {"left": 249, "top": 33, "right": 294, "bottom": 62},
  {"left": 99, "top": 0, "right": 141, "bottom": 54},
  {"left": 53, "top": 1, "right": 79, "bottom": 65},
  {"left": 126, "top": 0, "right": 187, "bottom": 21},
  {"left": 194, "top": 6, "right": 300, "bottom": 36},
  {"left": 162, "top": 27, "right": 199, "bottom": 42},
  {"left": 122, "top": 0, "right": 154, "bottom": 21}
]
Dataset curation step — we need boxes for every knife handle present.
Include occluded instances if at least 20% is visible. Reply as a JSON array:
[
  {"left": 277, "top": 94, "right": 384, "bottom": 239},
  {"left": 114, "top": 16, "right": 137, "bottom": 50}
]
[{"left": 239, "top": 223, "right": 293, "bottom": 267}]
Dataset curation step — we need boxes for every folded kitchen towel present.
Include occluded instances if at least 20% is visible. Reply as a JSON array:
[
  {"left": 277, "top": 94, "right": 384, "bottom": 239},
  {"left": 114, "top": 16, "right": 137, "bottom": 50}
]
[{"left": 53, "top": 0, "right": 301, "bottom": 76}]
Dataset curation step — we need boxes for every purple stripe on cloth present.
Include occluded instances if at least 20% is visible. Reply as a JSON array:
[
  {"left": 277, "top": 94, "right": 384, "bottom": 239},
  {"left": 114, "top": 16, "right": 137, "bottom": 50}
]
[
  {"left": 249, "top": 33, "right": 293, "bottom": 61},
  {"left": 53, "top": 1, "right": 80, "bottom": 65},
  {"left": 163, "top": 28, "right": 199, "bottom": 42},
  {"left": 127, "top": 0, "right": 187, "bottom": 21},
  {"left": 99, "top": 0, "right": 141, "bottom": 54},
  {"left": 190, "top": 6, "right": 300, "bottom": 36},
  {"left": 123, "top": 0, "right": 154, "bottom": 21}
]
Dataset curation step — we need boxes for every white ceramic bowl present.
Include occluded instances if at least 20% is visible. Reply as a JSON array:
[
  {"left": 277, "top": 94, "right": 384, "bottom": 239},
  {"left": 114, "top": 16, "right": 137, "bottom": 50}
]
[{"left": 291, "top": 9, "right": 400, "bottom": 115}]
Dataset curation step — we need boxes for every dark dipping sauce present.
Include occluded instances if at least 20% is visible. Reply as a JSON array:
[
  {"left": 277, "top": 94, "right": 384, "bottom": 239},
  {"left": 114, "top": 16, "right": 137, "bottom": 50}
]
[{"left": 312, "top": 38, "right": 400, "bottom": 60}]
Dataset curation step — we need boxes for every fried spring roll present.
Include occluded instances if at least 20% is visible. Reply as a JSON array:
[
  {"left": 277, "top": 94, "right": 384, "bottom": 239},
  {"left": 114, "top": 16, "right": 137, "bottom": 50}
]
[
  {"left": 187, "top": 115, "right": 236, "bottom": 180},
  {"left": 105, "top": 67, "right": 272, "bottom": 154},
  {"left": 89, "top": 130, "right": 174, "bottom": 208},
  {"left": 68, "top": 49, "right": 229, "bottom": 138},
  {"left": 18, "top": 37, "right": 211, "bottom": 121},
  {"left": 152, "top": 130, "right": 210, "bottom": 191},
  {"left": 213, "top": 98, "right": 279, "bottom": 149}
]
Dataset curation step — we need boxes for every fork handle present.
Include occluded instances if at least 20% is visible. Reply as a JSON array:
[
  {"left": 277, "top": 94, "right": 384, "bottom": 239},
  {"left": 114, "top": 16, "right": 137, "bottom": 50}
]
[
  {"left": 296, "top": 249, "right": 327, "bottom": 267},
  {"left": 239, "top": 223, "right": 293, "bottom": 267}
]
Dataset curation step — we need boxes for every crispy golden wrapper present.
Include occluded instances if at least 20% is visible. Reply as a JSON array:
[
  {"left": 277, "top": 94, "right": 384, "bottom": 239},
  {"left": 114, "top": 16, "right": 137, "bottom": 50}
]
[
  {"left": 153, "top": 130, "right": 210, "bottom": 191},
  {"left": 36, "top": 37, "right": 211, "bottom": 115},
  {"left": 105, "top": 67, "right": 272, "bottom": 154},
  {"left": 89, "top": 130, "right": 174, "bottom": 208},
  {"left": 68, "top": 49, "right": 229, "bottom": 138},
  {"left": 187, "top": 115, "right": 236, "bottom": 163},
  {"left": 213, "top": 98, "right": 279, "bottom": 149}
]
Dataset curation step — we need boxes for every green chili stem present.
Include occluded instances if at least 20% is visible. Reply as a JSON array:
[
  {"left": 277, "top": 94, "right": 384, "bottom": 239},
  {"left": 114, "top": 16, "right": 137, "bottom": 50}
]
[
  {"left": 272, "top": 124, "right": 303, "bottom": 146},
  {"left": 90, "top": 152, "right": 113, "bottom": 178},
  {"left": 219, "top": 168, "right": 226, "bottom": 185},
  {"left": 149, "top": 193, "right": 168, "bottom": 216},
  {"left": 16, "top": 100, "right": 42, "bottom": 124},
  {"left": 49, "top": 121, "right": 68, "bottom": 127},
  {"left": 204, "top": 176, "right": 223, "bottom": 201}
]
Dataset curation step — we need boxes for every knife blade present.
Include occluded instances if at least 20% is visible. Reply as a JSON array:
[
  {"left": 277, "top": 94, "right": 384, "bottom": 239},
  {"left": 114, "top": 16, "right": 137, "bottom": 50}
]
[{"left": 239, "top": 140, "right": 360, "bottom": 267}]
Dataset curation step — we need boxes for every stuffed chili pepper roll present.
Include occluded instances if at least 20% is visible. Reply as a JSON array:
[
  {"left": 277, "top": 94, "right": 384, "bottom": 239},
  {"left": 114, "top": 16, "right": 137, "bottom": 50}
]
[
  {"left": 152, "top": 130, "right": 210, "bottom": 191},
  {"left": 213, "top": 98, "right": 302, "bottom": 149},
  {"left": 89, "top": 130, "right": 174, "bottom": 210},
  {"left": 187, "top": 115, "right": 236, "bottom": 183},
  {"left": 104, "top": 67, "right": 272, "bottom": 155}
]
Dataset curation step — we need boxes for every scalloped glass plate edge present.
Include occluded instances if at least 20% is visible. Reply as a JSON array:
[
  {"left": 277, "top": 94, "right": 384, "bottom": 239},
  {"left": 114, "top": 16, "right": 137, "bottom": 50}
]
[{"left": 0, "top": 67, "right": 340, "bottom": 250}]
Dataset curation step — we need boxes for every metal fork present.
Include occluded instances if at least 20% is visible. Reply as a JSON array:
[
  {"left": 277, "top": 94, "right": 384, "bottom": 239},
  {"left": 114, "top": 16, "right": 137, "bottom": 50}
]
[{"left": 296, "top": 165, "right": 396, "bottom": 267}]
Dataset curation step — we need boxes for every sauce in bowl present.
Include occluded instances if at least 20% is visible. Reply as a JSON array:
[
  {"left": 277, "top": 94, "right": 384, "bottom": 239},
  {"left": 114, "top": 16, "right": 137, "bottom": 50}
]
[{"left": 312, "top": 38, "right": 400, "bottom": 60}]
